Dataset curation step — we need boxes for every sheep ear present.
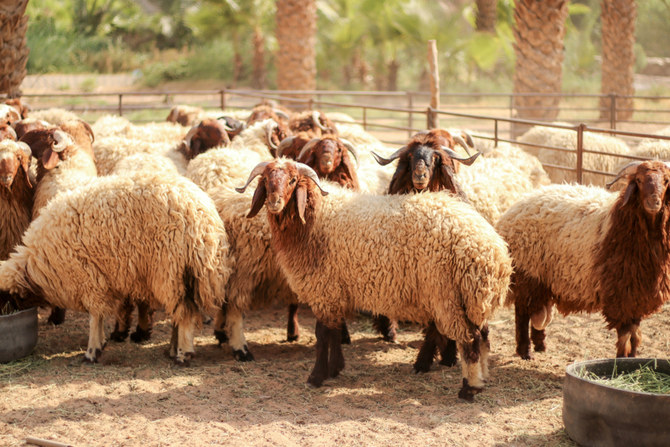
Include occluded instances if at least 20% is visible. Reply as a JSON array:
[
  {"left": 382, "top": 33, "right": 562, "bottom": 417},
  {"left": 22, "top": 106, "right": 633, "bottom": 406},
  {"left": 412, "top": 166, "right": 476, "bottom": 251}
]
[
  {"left": 340, "top": 152, "right": 359, "bottom": 188},
  {"left": 295, "top": 184, "right": 307, "bottom": 224},
  {"left": 388, "top": 159, "right": 409, "bottom": 194},
  {"left": 247, "top": 182, "right": 267, "bottom": 218},
  {"left": 622, "top": 181, "right": 637, "bottom": 207},
  {"left": 18, "top": 144, "right": 32, "bottom": 188},
  {"left": 440, "top": 164, "right": 469, "bottom": 202},
  {"left": 41, "top": 147, "right": 60, "bottom": 170}
]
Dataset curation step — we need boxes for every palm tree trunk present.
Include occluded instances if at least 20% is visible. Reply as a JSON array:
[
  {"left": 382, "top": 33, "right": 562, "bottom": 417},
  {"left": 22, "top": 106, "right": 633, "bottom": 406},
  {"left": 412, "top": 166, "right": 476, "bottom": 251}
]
[
  {"left": 476, "top": 0, "right": 497, "bottom": 33},
  {"left": 599, "top": 0, "right": 637, "bottom": 122},
  {"left": 252, "top": 26, "right": 266, "bottom": 90},
  {"left": 276, "top": 0, "right": 317, "bottom": 109},
  {"left": 0, "top": 0, "right": 30, "bottom": 98},
  {"left": 511, "top": 0, "right": 569, "bottom": 137}
]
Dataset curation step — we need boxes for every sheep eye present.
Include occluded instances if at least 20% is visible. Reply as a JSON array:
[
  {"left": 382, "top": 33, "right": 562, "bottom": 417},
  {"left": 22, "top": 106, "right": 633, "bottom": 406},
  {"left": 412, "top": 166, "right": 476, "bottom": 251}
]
[{"left": 289, "top": 177, "right": 297, "bottom": 185}]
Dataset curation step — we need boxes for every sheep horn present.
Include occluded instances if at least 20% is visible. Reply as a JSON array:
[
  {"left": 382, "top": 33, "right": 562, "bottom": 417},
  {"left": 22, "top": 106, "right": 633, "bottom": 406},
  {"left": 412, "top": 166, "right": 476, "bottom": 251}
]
[
  {"left": 235, "top": 161, "right": 272, "bottom": 193},
  {"left": 312, "top": 111, "right": 328, "bottom": 131},
  {"left": 274, "top": 109, "right": 290, "bottom": 120},
  {"left": 4, "top": 125, "right": 17, "bottom": 140},
  {"left": 296, "top": 162, "right": 329, "bottom": 196},
  {"left": 453, "top": 135, "right": 473, "bottom": 156},
  {"left": 371, "top": 146, "right": 409, "bottom": 166},
  {"left": 339, "top": 138, "right": 358, "bottom": 165},
  {"left": 277, "top": 136, "right": 296, "bottom": 158},
  {"left": 606, "top": 161, "right": 643, "bottom": 189},
  {"left": 440, "top": 146, "right": 481, "bottom": 166},
  {"left": 17, "top": 141, "right": 31, "bottom": 158},
  {"left": 460, "top": 131, "right": 475, "bottom": 148},
  {"left": 264, "top": 121, "right": 279, "bottom": 151},
  {"left": 297, "top": 138, "right": 321, "bottom": 161},
  {"left": 52, "top": 129, "right": 73, "bottom": 152},
  {"left": 183, "top": 125, "right": 198, "bottom": 147}
]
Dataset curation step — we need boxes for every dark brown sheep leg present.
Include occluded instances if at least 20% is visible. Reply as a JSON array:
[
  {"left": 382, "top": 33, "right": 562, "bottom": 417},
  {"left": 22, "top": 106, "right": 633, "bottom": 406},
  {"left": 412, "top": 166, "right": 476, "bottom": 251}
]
[
  {"left": 530, "top": 327, "right": 546, "bottom": 352},
  {"left": 213, "top": 305, "right": 229, "bottom": 345},
  {"left": 308, "top": 320, "right": 330, "bottom": 387},
  {"left": 340, "top": 321, "right": 351, "bottom": 344},
  {"left": 286, "top": 303, "right": 299, "bottom": 342},
  {"left": 328, "top": 323, "right": 345, "bottom": 378},
  {"left": 110, "top": 298, "right": 134, "bottom": 342},
  {"left": 413, "top": 322, "right": 439, "bottom": 373},
  {"left": 47, "top": 306, "right": 66, "bottom": 325},
  {"left": 372, "top": 315, "right": 398, "bottom": 343},
  {"left": 515, "top": 305, "right": 532, "bottom": 360},
  {"left": 436, "top": 335, "right": 458, "bottom": 367},
  {"left": 130, "top": 301, "right": 154, "bottom": 343}
]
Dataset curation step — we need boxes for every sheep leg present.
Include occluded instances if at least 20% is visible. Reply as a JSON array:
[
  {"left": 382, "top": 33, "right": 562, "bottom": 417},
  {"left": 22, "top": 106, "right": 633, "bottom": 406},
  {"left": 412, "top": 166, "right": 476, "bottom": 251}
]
[
  {"left": 308, "top": 320, "right": 330, "bottom": 387},
  {"left": 47, "top": 306, "right": 66, "bottom": 325},
  {"left": 340, "top": 321, "right": 351, "bottom": 345},
  {"left": 169, "top": 323, "right": 178, "bottom": 358},
  {"left": 413, "top": 322, "right": 439, "bottom": 373},
  {"left": 110, "top": 298, "right": 134, "bottom": 342},
  {"left": 629, "top": 321, "right": 642, "bottom": 357},
  {"left": 213, "top": 305, "right": 229, "bottom": 345},
  {"left": 328, "top": 323, "right": 345, "bottom": 378},
  {"left": 225, "top": 307, "right": 254, "bottom": 361},
  {"left": 130, "top": 301, "right": 153, "bottom": 343},
  {"left": 372, "top": 315, "right": 398, "bottom": 343},
  {"left": 174, "top": 318, "right": 196, "bottom": 366},
  {"left": 480, "top": 325, "right": 491, "bottom": 381},
  {"left": 530, "top": 303, "right": 553, "bottom": 352},
  {"left": 286, "top": 303, "right": 300, "bottom": 342},
  {"left": 615, "top": 323, "right": 633, "bottom": 358},
  {"left": 436, "top": 335, "right": 458, "bottom": 367},
  {"left": 515, "top": 306, "right": 532, "bottom": 360},
  {"left": 457, "top": 331, "right": 484, "bottom": 402},
  {"left": 84, "top": 314, "right": 106, "bottom": 363}
]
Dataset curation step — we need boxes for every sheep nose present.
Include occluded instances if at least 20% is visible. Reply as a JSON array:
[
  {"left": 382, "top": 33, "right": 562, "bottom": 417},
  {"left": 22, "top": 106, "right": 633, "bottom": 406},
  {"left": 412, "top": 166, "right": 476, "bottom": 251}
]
[
  {"left": 0, "top": 174, "right": 13, "bottom": 188},
  {"left": 645, "top": 196, "right": 662, "bottom": 212}
]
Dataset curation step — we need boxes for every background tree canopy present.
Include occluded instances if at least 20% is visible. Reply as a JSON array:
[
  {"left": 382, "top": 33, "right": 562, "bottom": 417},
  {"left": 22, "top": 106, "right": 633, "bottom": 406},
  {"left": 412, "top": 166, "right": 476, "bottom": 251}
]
[{"left": 24, "top": 0, "right": 670, "bottom": 93}]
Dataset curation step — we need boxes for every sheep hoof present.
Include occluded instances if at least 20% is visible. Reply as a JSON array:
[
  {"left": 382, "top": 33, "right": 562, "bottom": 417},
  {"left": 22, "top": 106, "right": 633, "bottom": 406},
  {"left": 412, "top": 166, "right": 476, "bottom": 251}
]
[
  {"left": 174, "top": 352, "right": 195, "bottom": 367},
  {"left": 83, "top": 348, "right": 102, "bottom": 364},
  {"left": 517, "top": 351, "right": 533, "bottom": 360},
  {"left": 533, "top": 344, "right": 546, "bottom": 352},
  {"left": 214, "top": 330, "right": 229, "bottom": 345},
  {"left": 307, "top": 375, "right": 324, "bottom": 388},
  {"left": 130, "top": 326, "right": 152, "bottom": 343},
  {"left": 109, "top": 329, "right": 129, "bottom": 343},
  {"left": 233, "top": 348, "right": 254, "bottom": 362},
  {"left": 458, "top": 378, "right": 483, "bottom": 402},
  {"left": 286, "top": 335, "right": 299, "bottom": 343},
  {"left": 412, "top": 360, "right": 432, "bottom": 374},
  {"left": 439, "top": 356, "right": 458, "bottom": 367}
]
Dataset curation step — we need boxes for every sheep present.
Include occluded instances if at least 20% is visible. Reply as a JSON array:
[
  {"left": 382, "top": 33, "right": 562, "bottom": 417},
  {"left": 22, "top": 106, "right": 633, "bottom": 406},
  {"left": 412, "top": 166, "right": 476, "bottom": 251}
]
[
  {"left": 630, "top": 138, "right": 670, "bottom": 162},
  {"left": 517, "top": 125, "right": 631, "bottom": 186},
  {"left": 91, "top": 115, "right": 133, "bottom": 139},
  {"left": 227, "top": 119, "right": 284, "bottom": 159},
  {"left": 0, "top": 172, "right": 232, "bottom": 365},
  {"left": 0, "top": 103, "right": 21, "bottom": 126},
  {"left": 4, "top": 98, "right": 29, "bottom": 119},
  {"left": 179, "top": 118, "right": 231, "bottom": 160},
  {"left": 246, "top": 104, "right": 290, "bottom": 126},
  {"left": 276, "top": 132, "right": 313, "bottom": 160},
  {"left": 236, "top": 159, "right": 512, "bottom": 400},
  {"left": 0, "top": 140, "right": 33, "bottom": 260},
  {"left": 496, "top": 160, "right": 670, "bottom": 360},
  {"left": 186, "top": 145, "right": 263, "bottom": 194},
  {"left": 29, "top": 108, "right": 81, "bottom": 126},
  {"left": 296, "top": 136, "right": 360, "bottom": 189},
  {"left": 0, "top": 124, "right": 17, "bottom": 141},
  {"left": 12, "top": 118, "right": 50, "bottom": 141},
  {"left": 288, "top": 110, "right": 338, "bottom": 137},
  {"left": 93, "top": 136, "right": 187, "bottom": 176},
  {"left": 166, "top": 104, "right": 204, "bottom": 126}
]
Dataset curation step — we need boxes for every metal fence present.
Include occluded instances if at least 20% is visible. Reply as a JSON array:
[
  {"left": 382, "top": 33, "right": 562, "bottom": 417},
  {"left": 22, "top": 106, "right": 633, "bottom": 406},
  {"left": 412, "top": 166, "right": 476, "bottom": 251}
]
[{"left": 13, "top": 88, "right": 670, "bottom": 183}]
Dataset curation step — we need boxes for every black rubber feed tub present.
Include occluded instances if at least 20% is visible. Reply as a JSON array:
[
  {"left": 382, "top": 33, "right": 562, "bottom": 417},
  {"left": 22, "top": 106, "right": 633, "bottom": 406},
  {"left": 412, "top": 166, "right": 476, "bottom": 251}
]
[
  {"left": 564, "top": 358, "right": 670, "bottom": 447},
  {"left": 0, "top": 307, "right": 38, "bottom": 363}
]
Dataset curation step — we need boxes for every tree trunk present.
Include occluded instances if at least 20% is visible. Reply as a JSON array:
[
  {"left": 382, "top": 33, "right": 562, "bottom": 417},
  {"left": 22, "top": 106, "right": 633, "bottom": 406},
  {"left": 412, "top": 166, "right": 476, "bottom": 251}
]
[
  {"left": 252, "top": 26, "right": 266, "bottom": 90},
  {"left": 232, "top": 33, "right": 243, "bottom": 87},
  {"left": 0, "top": 0, "right": 30, "bottom": 98},
  {"left": 599, "top": 0, "right": 637, "bottom": 122},
  {"left": 276, "top": 0, "right": 317, "bottom": 109},
  {"left": 476, "top": 0, "right": 497, "bottom": 33},
  {"left": 387, "top": 59, "right": 399, "bottom": 91},
  {"left": 511, "top": 0, "right": 569, "bottom": 137}
]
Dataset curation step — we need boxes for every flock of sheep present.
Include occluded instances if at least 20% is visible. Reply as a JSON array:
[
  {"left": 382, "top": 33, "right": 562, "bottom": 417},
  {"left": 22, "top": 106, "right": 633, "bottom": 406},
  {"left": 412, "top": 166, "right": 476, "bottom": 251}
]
[{"left": 0, "top": 97, "right": 669, "bottom": 402}]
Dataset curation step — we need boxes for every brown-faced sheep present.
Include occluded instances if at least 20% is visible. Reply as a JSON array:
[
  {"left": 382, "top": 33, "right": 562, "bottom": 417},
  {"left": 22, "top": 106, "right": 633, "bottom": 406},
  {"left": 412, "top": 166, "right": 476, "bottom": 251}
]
[
  {"left": 0, "top": 140, "right": 33, "bottom": 260},
  {"left": 4, "top": 98, "right": 29, "bottom": 119},
  {"left": 497, "top": 160, "right": 670, "bottom": 359},
  {"left": 166, "top": 104, "right": 204, "bottom": 126},
  {"left": 0, "top": 104, "right": 21, "bottom": 126},
  {"left": 296, "top": 136, "right": 360, "bottom": 189},
  {"left": 179, "top": 118, "right": 231, "bottom": 161},
  {"left": 0, "top": 124, "right": 17, "bottom": 141},
  {"left": 288, "top": 110, "right": 338, "bottom": 137},
  {"left": 236, "top": 159, "right": 512, "bottom": 401},
  {"left": 12, "top": 118, "right": 49, "bottom": 141},
  {"left": 0, "top": 172, "right": 231, "bottom": 365}
]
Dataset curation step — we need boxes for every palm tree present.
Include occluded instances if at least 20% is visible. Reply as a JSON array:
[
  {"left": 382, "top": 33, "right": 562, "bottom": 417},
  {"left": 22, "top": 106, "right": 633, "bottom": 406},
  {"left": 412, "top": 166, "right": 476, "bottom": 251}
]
[
  {"left": 276, "top": 0, "right": 317, "bottom": 106},
  {"left": 475, "top": 0, "right": 497, "bottom": 32},
  {"left": 0, "top": 0, "right": 30, "bottom": 97},
  {"left": 599, "top": 0, "right": 637, "bottom": 122},
  {"left": 511, "top": 0, "right": 569, "bottom": 137}
]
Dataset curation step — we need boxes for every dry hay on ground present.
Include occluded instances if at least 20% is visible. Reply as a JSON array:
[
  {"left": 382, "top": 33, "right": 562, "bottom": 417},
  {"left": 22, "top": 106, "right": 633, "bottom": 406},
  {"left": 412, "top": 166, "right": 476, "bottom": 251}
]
[{"left": 1, "top": 303, "right": 669, "bottom": 446}]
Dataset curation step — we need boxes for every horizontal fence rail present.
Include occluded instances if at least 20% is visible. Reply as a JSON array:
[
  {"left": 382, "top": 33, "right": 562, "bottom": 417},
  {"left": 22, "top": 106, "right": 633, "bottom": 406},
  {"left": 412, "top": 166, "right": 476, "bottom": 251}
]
[{"left": 5, "top": 88, "right": 670, "bottom": 185}]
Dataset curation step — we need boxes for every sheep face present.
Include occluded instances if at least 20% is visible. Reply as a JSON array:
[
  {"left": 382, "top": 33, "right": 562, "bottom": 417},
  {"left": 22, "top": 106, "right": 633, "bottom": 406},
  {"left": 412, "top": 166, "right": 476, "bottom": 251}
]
[
  {"left": 20, "top": 128, "right": 75, "bottom": 170},
  {"left": 4, "top": 98, "right": 29, "bottom": 119},
  {"left": 0, "top": 141, "right": 31, "bottom": 189},
  {"left": 0, "top": 104, "right": 21, "bottom": 126},
  {"left": 0, "top": 124, "right": 17, "bottom": 141},
  {"left": 408, "top": 144, "right": 447, "bottom": 191},
  {"left": 627, "top": 161, "right": 670, "bottom": 216},
  {"left": 12, "top": 119, "right": 48, "bottom": 141},
  {"left": 179, "top": 118, "right": 230, "bottom": 160},
  {"left": 236, "top": 160, "right": 328, "bottom": 223},
  {"left": 302, "top": 138, "right": 342, "bottom": 176}
]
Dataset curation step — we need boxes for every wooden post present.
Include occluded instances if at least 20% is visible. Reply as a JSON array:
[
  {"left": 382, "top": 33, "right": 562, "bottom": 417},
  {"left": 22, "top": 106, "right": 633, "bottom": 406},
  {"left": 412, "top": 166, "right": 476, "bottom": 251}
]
[{"left": 427, "top": 40, "right": 439, "bottom": 129}]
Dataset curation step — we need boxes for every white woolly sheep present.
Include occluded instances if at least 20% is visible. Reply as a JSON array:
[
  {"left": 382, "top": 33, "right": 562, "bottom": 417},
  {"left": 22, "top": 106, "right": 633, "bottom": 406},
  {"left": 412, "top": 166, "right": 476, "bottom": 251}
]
[
  {"left": 93, "top": 135, "right": 187, "bottom": 176},
  {"left": 497, "top": 160, "right": 670, "bottom": 360},
  {"left": 186, "top": 145, "right": 262, "bottom": 194},
  {"left": 236, "top": 159, "right": 512, "bottom": 401},
  {"left": 518, "top": 125, "right": 631, "bottom": 186},
  {"left": 0, "top": 172, "right": 232, "bottom": 364},
  {"left": 29, "top": 108, "right": 81, "bottom": 126},
  {"left": 91, "top": 115, "right": 132, "bottom": 139}
]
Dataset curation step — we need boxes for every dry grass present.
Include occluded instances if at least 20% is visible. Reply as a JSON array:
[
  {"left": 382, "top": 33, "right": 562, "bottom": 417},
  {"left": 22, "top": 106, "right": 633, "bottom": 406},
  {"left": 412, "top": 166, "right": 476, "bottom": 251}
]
[{"left": 1, "top": 303, "right": 669, "bottom": 447}]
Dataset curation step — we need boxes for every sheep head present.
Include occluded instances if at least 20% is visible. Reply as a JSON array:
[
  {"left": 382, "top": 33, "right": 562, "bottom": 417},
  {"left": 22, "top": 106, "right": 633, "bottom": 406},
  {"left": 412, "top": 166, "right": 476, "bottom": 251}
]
[
  {"left": 277, "top": 133, "right": 312, "bottom": 160},
  {"left": 59, "top": 120, "right": 95, "bottom": 159},
  {"left": 12, "top": 119, "right": 49, "bottom": 141},
  {"left": 263, "top": 120, "right": 290, "bottom": 157},
  {"left": 608, "top": 160, "right": 670, "bottom": 217},
  {"left": 20, "top": 128, "right": 75, "bottom": 170},
  {"left": 218, "top": 115, "right": 246, "bottom": 140},
  {"left": 0, "top": 124, "right": 17, "bottom": 141},
  {"left": 4, "top": 98, "right": 30, "bottom": 119},
  {"left": 166, "top": 105, "right": 202, "bottom": 126},
  {"left": 236, "top": 160, "right": 328, "bottom": 224},
  {"left": 0, "top": 104, "right": 21, "bottom": 126},
  {"left": 179, "top": 118, "right": 231, "bottom": 160},
  {"left": 297, "top": 136, "right": 358, "bottom": 178},
  {"left": 0, "top": 140, "right": 32, "bottom": 189},
  {"left": 288, "top": 110, "right": 338, "bottom": 137}
]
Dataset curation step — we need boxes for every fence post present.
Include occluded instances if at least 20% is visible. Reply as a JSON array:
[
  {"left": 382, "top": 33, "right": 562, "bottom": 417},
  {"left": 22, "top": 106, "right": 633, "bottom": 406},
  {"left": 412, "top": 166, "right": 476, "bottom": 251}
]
[
  {"left": 220, "top": 89, "right": 226, "bottom": 110},
  {"left": 508, "top": 94, "right": 514, "bottom": 139},
  {"left": 118, "top": 94, "right": 123, "bottom": 116},
  {"left": 407, "top": 92, "right": 413, "bottom": 139},
  {"left": 609, "top": 94, "right": 616, "bottom": 130},
  {"left": 494, "top": 119, "right": 499, "bottom": 148},
  {"left": 576, "top": 123, "right": 585, "bottom": 184},
  {"left": 308, "top": 98, "right": 314, "bottom": 111},
  {"left": 363, "top": 107, "right": 367, "bottom": 131}
]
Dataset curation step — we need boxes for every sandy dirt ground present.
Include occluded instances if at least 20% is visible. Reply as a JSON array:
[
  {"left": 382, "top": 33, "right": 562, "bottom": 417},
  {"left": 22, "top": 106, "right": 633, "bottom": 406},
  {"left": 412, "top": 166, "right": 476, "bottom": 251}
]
[{"left": 1, "top": 301, "right": 669, "bottom": 447}]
